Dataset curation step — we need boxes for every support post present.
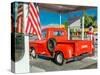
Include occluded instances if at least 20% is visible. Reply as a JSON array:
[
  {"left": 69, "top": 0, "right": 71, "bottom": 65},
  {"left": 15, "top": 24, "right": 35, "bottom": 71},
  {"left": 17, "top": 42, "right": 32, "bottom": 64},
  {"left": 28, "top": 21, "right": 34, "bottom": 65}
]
[
  {"left": 60, "top": 13, "right": 61, "bottom": 27},
  {"left": 15, "top": 3, "right": 30, "bottom": 73},
  {"left": 82, "top": 10, "right": 85, "bottom": 40},
  {"left": 68, "top": 26, "right": 70, "bottom": 40}
]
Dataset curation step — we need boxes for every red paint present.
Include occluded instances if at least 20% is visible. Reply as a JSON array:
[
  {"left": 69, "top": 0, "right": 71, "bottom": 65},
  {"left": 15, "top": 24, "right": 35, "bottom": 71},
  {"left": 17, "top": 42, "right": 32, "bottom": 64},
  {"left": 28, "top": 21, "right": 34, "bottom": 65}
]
[{"left": 29, "top": 27, "right": 94, "bottom": 59}]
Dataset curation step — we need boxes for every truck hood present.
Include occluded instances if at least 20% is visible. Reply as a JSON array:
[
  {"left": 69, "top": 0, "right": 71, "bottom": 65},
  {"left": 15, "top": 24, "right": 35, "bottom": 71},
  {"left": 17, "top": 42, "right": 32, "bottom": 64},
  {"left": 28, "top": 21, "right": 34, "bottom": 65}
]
[{"left": 29, "top": 39, "right": 46, "bottom": 44}]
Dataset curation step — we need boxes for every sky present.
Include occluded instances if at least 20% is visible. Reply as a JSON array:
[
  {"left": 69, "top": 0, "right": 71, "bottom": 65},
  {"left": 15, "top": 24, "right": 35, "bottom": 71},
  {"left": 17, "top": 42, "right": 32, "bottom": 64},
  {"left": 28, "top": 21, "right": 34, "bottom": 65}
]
[
  {"left": 13, "top": 2, "right": 97, "bottom": 27},
  {"left": 39, "top": 8, "right": 97, "bottom": 26}
]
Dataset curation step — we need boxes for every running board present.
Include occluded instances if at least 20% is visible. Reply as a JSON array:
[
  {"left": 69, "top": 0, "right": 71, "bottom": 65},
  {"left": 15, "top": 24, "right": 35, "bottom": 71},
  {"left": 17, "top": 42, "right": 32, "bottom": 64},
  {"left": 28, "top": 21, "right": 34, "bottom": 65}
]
[{"left": 65, "top": 53, "right": 90, "bottom": 63}]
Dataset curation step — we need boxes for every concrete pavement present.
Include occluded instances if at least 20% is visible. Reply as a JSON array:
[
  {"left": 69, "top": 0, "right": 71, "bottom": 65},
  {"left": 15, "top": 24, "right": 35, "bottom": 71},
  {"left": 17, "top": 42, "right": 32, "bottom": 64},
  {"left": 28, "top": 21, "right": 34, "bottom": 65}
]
[
  {"left": 30, "top": 56, "right": 97, "bottom": 72},
  {"left": 30, "top": 48, "right": 97, "bottom": 72}
]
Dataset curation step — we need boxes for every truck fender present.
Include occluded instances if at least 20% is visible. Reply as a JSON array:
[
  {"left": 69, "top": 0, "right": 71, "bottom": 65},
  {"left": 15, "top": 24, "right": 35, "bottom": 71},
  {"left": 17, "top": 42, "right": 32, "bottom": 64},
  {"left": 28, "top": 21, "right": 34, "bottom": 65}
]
[
  {"left": 64, "top": 47, "right": 73, "bottom": 59},
  {"left": 55, "top": 44, "right": 73, "bottom": 59}
]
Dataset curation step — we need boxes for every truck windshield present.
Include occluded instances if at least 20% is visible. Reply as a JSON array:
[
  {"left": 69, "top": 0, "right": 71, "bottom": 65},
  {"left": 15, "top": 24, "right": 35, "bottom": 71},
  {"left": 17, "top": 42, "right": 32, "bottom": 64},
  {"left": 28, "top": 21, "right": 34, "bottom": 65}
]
[
  {"left": 29, "top": 30, "right": 47, "bottom": 40},
  {"left": 42, "top": 30, "right": 46, "bottom": 39},
  {"left": 29, "top": 35, "right": 38, "bottom": 40}
]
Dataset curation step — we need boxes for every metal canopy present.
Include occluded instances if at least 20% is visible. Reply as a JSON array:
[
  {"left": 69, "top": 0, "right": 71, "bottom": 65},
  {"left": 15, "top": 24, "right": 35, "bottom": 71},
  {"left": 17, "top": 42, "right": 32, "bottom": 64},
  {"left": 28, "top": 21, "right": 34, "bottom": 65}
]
[
  {"left": 38, "top": 3, "right": 96, "bottom": 13},
  {"left": 38, "top": 3, "right": 96, "bottom": 40}
]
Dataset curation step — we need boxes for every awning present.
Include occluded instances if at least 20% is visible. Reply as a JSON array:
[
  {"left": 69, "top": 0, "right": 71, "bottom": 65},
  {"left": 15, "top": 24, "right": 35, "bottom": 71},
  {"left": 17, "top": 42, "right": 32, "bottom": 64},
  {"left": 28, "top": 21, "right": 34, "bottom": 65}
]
[{"left": 38, "top": 3, "right": 96, "bottom": 13}]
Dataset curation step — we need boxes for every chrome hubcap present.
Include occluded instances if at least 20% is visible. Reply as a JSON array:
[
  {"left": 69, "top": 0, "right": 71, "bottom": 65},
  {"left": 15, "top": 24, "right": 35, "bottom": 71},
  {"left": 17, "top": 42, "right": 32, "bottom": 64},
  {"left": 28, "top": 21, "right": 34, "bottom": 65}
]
[{"left": 57, "top": 54, "right": 62, "bottom": 63}]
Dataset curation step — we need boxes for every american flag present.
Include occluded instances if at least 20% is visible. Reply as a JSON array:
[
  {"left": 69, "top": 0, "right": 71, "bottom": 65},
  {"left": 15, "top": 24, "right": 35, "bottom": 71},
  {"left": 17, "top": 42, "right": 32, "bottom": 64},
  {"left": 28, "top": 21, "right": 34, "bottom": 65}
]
[
  {"left": 25, "top": 3, "right": 42, "bottom": 40},
  {"left": 16, "top": 3, "right": 23, "bottom": 33}
]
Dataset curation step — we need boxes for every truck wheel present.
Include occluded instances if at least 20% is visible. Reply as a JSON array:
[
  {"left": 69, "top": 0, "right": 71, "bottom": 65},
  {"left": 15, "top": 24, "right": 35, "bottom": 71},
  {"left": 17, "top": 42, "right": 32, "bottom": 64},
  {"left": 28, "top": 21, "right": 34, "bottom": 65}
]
[
  {"left": 47, "top": 38, "right": 56, "bottom": 52},
  {"left": 30, "top": 48, "right": 36, "bottom": 58},
  {"left": 54, "top": 52, "right": 64, "bottom": 65}
]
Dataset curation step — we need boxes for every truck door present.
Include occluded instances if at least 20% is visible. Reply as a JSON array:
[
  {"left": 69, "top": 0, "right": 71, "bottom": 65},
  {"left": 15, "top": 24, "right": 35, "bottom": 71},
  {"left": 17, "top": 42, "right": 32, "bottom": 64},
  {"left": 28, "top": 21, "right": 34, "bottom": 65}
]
[{"left": 53, "top": 30, "right": 67, "bottom": 42}]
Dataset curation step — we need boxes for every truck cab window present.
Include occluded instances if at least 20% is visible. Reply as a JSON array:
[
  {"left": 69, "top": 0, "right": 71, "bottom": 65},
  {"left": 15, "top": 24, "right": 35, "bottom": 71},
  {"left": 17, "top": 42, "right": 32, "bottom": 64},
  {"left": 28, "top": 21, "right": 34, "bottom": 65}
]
[
  {"left": 53, "top": 31, "right": 64, "bottom": 36},
  {"left": 42, "top": 30, "right": 46, "bottom": 38}
]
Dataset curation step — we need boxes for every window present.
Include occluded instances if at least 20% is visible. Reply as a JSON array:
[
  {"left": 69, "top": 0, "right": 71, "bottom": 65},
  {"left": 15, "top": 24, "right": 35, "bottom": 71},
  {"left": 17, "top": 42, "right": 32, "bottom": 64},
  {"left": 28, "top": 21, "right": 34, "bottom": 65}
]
[
  {"left": 42, "top": 30, "right": 46, "bottom": 38},
  {"left": 53, "top": 31, "right": 64, "bottom": 36},
  {"left": 29, "top": 34, "right": 38, "bottom": 40}
]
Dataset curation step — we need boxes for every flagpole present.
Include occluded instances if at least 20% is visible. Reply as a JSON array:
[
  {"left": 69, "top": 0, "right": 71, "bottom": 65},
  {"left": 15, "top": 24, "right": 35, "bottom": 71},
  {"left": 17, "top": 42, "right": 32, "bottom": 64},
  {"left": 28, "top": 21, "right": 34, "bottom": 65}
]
[{"left": 60, "top": 13, "right": 61, "bottom": 27}]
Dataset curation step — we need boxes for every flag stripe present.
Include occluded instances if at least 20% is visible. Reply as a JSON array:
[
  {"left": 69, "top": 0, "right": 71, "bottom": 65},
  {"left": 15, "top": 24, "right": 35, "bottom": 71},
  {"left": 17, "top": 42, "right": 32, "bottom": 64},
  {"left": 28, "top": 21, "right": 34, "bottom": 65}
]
[
  {"left": 28, "top": 14, "right": 41, "bottom": 39},
  {"left": 36, "top": 5, "right": 41, "bottom": 26},
  {"left": 16, "top": 3, "right": 23, "bottom": 33},
  {"left": 17, "top": 17, "right": 22, "bottom": 32},
  {"left": 29, "top": 14, "right": 41, "bottom": 38},
  {"left": 28, "top": 23, "right": 31, "bottom": 34},
  {"left": 30, "top": 4, "right": 40, "bottom": 28},
  {"left": 29, "top": 8, "right": 41, "bottom": 36},
  {"left": 30, "top": 3, "right": 41, "bottom": 28},
  {"left": 25, "top": 3, "right": 42, "bottom": 40},
  {"left": 17, "top": 12, "right": 23, "bottom": 18}
]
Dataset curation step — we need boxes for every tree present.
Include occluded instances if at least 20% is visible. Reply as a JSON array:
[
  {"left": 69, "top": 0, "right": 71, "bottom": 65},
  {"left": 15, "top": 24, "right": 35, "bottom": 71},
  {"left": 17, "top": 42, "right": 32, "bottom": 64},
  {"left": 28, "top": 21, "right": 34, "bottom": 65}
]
[
  {"left": 81, "top": 14, "right": 97, "bottom": 28},
  {"left": 63, "top": 21, "right": 69, "bottom": 30}
]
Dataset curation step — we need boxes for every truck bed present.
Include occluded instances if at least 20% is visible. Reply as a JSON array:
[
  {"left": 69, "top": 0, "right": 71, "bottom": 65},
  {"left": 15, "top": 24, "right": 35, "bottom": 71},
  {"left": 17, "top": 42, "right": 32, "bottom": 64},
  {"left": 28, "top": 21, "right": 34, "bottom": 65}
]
[{"left": 57, "top": 40, "right": 93, "bottom": 56}]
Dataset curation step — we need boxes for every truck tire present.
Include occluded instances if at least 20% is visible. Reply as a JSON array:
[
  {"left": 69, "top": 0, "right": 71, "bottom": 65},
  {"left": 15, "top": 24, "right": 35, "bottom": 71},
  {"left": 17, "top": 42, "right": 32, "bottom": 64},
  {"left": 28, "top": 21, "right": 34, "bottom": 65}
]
[
  {"left": 30, "top": 47, "right": 36, "bottom": 58},
  {"left": 47, "top": 38, "right": 56, "bottom": 52},
  {"left": 54, "top": 52, "right": 64, "bottom": 65}
]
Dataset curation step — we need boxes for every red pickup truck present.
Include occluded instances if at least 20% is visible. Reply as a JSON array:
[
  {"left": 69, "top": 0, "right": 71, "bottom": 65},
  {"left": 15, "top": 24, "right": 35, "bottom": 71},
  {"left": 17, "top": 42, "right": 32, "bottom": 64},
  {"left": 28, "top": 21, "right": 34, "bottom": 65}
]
[{"left": 29, "top": 27, "right": 94, "bottom": 65}]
